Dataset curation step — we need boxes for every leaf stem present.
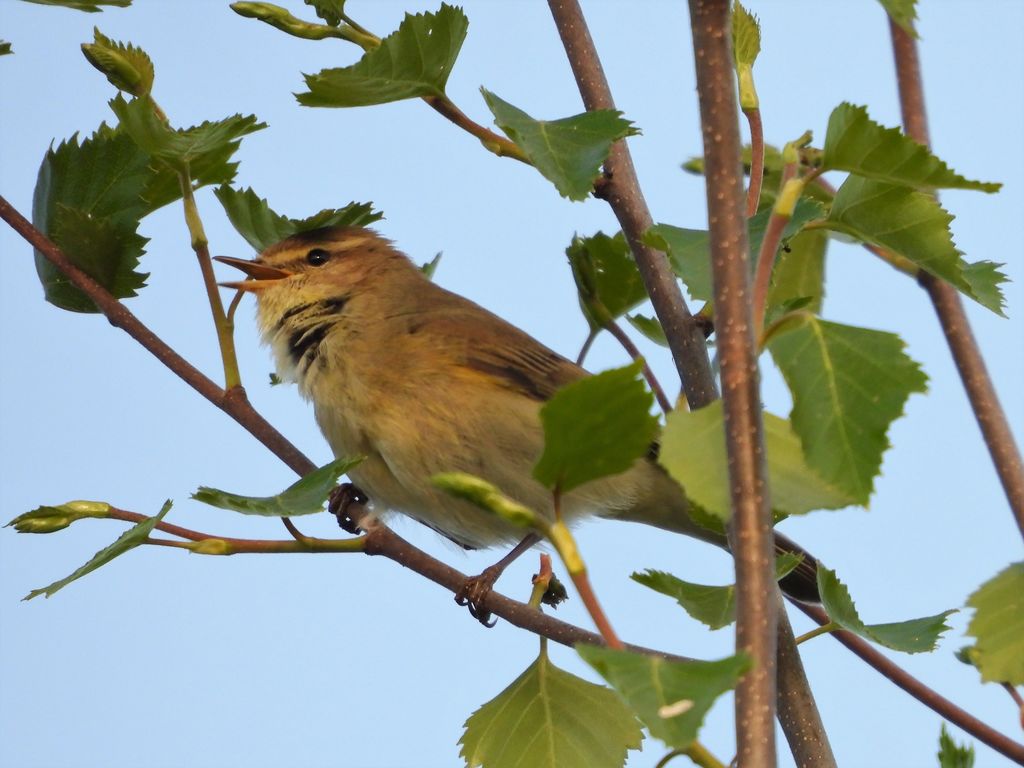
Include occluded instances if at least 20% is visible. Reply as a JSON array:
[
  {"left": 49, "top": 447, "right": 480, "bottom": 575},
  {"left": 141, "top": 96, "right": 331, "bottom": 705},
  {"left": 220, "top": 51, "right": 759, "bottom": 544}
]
[
  {"left": 684, "top": 742, "right": 728, "bottom": 768},
  {"left": 744, "top": 107, "right": 764, "bottom": 216},
  {"left": 793, "top": 622, "right": 837, "bottom": 646},
  {"left": 889, "top": 18, "right": 1024, "bottom": 541},
  {"left": 576, "top": 327, "right": 598, "bottom": 366},
  {"left": 421, "top": 94, "right": 531, "bottom": 164}
]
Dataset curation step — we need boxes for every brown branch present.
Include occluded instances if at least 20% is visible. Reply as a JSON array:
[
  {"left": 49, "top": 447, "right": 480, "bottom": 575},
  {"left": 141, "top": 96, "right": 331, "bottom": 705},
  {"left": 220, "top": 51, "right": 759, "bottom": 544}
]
[
  {"left": 797, "top": 602, "right": 1024, "bottom": 765},
  {"left": 888, "top": 19, "right": 1024, "bottom": 540},
  {"left": 421, "top": 94, "right": 531, "bottom": 164},
  {"left": 688, "top": 2, "right": 777, "bottom": 764},
  {"left": 547, "top": 0, "right": 718, "bottom": 411},
  {"left": 776, "top": 600, "right": 837, "bottom": 768},
  {"left": 546, "top": 4, "right": 833, "bottom": 765}
]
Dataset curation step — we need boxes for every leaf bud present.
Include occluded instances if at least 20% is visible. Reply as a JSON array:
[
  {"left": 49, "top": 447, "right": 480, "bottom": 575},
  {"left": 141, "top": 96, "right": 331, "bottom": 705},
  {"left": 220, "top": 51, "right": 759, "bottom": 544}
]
[{"left": 190, "top": 538, "right": 233, "bottom": 556}]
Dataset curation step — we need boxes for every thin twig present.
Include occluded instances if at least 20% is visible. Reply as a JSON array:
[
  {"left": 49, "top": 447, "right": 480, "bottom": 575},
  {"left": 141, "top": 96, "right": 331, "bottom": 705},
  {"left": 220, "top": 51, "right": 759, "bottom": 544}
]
[
  {"left": 603, "top": 318, "right": 673, "bottom": 413},
  {"left": 688, "top": 2, "right": 777, "bottom": 764},
  {"left": 797, "top": 602, "right": 1024, "bottom": 764},
  {"left": 422, "top": 95, "right": 531, "bottom": 164},
  {"left": 179, "top": 175, "right": 242, "bottom": 389},
  {"left": 576, "top": 327, "right": 598, "bottom": 366},
  {"left": 776, "top": 602, "right": 837, "bottom": 768},
  {"left": 889, "top": 18, "right": 1024, "bottom": 540},
  {"left": 107, "top": 507, "right": 363, "bottom": 553},
  {"left": 547, "top": 0, "right": 718, "bottom": 410}
]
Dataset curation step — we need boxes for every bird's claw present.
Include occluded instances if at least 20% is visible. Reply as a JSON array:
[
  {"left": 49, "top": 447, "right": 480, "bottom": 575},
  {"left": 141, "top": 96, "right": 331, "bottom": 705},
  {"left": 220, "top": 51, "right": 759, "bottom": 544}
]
[
  {"left": 328, "top": 482, "right": 368, "bottom": 535},
  {"left": 455, "top": 566, "right": 503, "bottom": 628}
]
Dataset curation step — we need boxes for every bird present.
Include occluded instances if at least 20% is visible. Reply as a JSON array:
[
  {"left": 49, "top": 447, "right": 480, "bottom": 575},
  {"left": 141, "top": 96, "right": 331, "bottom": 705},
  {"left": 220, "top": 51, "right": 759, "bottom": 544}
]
[{"left": 215, "top": 226, "right": 819, "bottom": 614}]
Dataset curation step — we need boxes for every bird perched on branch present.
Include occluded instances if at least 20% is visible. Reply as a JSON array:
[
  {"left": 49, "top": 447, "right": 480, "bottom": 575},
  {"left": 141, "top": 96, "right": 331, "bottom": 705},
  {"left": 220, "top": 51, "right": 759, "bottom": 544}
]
[{"left": 217, "top": 227, "right": 818, "bottom": 616}]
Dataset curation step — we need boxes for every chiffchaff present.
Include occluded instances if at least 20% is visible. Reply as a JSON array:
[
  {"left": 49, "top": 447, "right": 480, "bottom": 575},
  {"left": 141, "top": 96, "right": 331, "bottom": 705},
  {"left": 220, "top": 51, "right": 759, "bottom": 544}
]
[{"left": 216, "top": 227, "right": 818, "bottom": 602}]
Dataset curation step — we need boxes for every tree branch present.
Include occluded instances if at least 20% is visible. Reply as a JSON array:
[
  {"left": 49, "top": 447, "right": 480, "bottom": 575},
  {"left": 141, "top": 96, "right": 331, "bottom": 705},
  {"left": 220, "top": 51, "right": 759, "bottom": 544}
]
[
  {"left": 547, "top": 0, "right": 718, "bottom": 410},
  {"left": 688, "top": 2, "right": 777, "bottom": 764},
  {"left": 776, "top": 600, "right": 837, "bottom": 767},
  {"left": 798, "top": 601, "right": 1024, "bottom": 764},
  {"left": 888, "top": 18, "right": 1024, "bottom": 540}
]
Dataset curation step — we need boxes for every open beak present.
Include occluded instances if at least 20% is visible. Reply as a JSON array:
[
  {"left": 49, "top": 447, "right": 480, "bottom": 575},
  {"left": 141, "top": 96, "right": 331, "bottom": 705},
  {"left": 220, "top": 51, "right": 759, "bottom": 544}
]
[{"left": 214, "top": 255, "right": 294, "bottom": 292}]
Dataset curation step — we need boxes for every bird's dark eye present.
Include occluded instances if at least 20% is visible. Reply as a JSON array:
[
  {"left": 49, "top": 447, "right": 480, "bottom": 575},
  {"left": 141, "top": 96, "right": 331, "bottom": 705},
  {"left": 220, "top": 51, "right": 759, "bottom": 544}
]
[{"left": 306, "top": 248, "right": 330, "bottom": 266}]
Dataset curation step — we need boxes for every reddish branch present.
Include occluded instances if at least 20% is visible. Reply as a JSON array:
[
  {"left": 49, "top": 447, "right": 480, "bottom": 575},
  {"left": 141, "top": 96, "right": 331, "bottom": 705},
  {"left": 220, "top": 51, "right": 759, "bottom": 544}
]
[
  {"left": 889, "top": 19, "right": 1024, "bottom": 540},
  {"left": 798, "top": 603, "right": 1024, "bottom": 765},
  {"left": 687, "top": 2, "right": 778, "bottom": 764}
]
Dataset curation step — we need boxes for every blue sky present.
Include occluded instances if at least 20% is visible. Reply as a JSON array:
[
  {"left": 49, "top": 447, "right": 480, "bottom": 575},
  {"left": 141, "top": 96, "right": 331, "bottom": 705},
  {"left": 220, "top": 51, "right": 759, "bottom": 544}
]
[{"left": 1, "top": 1, "right": 1022, "bottom": 766}]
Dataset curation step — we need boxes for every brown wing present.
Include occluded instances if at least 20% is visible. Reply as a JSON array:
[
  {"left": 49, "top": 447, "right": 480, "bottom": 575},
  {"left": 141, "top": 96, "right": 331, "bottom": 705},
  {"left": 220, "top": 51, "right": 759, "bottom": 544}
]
[{"left": 395, "top": 285, "right": 586, "bottom": 401}]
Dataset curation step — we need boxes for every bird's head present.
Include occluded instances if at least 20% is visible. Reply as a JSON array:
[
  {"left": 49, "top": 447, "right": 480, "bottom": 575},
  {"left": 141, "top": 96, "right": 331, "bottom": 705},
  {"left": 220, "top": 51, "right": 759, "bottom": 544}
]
[{"left": 216, "top": 226, "right": 408, "bottom": 310}]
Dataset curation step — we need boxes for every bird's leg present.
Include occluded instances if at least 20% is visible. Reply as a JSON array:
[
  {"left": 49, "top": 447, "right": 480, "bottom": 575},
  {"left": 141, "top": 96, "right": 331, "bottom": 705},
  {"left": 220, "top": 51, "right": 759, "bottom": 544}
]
[
  {"left": 456, "top": 532, "right": 542, "bottom": 627},
  {"left": 328, "top": 482, "right": 369, "bottom": 535}
]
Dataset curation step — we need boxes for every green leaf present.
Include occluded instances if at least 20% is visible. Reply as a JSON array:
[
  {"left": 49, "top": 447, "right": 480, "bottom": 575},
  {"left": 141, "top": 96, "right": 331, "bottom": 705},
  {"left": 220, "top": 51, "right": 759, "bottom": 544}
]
[
  {"left": 42, "top": 205, "right": 149, "bottom": 311},
  {"left": 965, "top": 562, "right": 1024, "bottom": 684},
  {"left": 24, "top": 500, "right": 170, "bottom": 600},
  {"left": 731, "top": 1, "right": 760, "bottom": 68},
  {"left": 193, "top": 456, "right": 363, "bottom": 517},
  {"left": 533, "top": 361, "right": 657, "bottom": 494},
  {"left": 645, "top": 198, "right": 823, "bottom": 302},
  {"left": 433, "top": 472, "right": 539, "bottom": 530},
  {"left": 214, "top": 185, "right": 382, "bottom": 252},
  {"left": 110, "top": 94, "right": 264, "bottom": 174},
  {"left": 81, "top": 27, "right": 153, "bottom": 96},
  {"left": 566, "top": 232, "right": 647, "bottom": 329},
  {"left": 766, "top": 314, "right": 927, "bottom": 503},
  {"left": 482, "top": 89, "right": 638, "bottom": 201},
  {"left": 297, "top": 4, "right": 467, "bottom": 106},
  {"left": 577, "top": 647, "right": 749, "bottom": 750},
  {"left": 818, "top": 567, "right": 953, "bottom": 653},
  {"left": 642, "top": 224, "right": 713, "bottom": 302},
  {"left": 659, "top": 400, "right": 855, "bottom": 522},
  {"left": 420, "top": 252, "right": 442, "bottom": 279},
  {"left": 626, "top": 314, "right": 668, "bottom": 347},
  {"left": 766, "top": 229, "right": 827, "bottom": 318},
  {"left": 304, "top": 0, "right": 345, "bottom": 26},
  {"left": 632, "top": 556, "right": 801, "bottom": 631},
  {"left": 460, "top": 647, "right": 643, "bottom": 768},
  {"left": 32, "top": 127, "right": 152, "bottom": 312},
  {"left": 822, "top": 104, "right": 998, "bottom": 192},
  {"left": 824, "top": 175, "right": 1006, "bottom": 314},
  {"left": 937, "top": 724, "right": 975, "bottom": 768},
  {"left": 1, "top": 41, "right": 13, "bottom": 56},
  {"left": 7, "top": 500, "right": 112, "bottom": 534},
  {"left": 21, "top": 0, "right": 131, "bottom": 11},
  {"left": 876, "top": 0, "right": 918, "bottom": 38}
]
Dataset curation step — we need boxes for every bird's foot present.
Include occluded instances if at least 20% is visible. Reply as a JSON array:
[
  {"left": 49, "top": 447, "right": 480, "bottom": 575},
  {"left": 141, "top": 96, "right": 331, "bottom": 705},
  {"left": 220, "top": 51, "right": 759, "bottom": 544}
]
[
  {"left": 455, "top": 565, "right": 504, "bottom": 628},
  {"left": 328, "top": 482, "right": 368, "bottom": 535}
]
